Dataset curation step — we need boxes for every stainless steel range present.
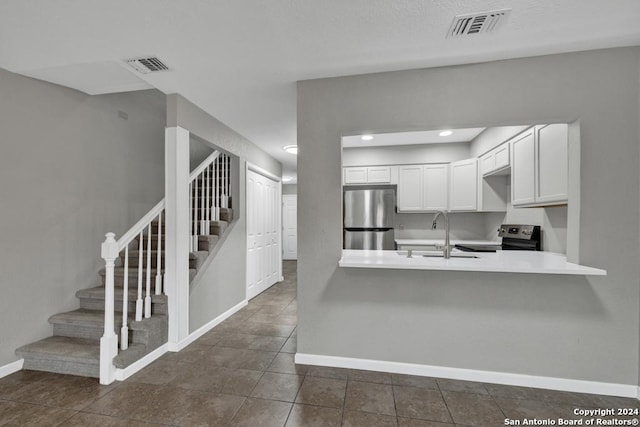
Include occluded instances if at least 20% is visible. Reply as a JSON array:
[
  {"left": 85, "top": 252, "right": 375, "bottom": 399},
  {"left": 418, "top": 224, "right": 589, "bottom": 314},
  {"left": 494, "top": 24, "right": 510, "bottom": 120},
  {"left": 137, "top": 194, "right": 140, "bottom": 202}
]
[{"left": 498, "top": 224, "right": 542, "bottom": 251}]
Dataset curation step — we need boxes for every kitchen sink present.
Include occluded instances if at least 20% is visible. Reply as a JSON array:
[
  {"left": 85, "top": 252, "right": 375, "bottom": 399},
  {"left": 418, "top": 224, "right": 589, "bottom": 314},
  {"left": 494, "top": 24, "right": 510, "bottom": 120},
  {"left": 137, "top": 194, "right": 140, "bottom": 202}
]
[
  {"left": 422, "top": 253, "right": 479, "bottom": 259},
  {"left": 397, "top": 250, "right": 479, "bottom": 259}
]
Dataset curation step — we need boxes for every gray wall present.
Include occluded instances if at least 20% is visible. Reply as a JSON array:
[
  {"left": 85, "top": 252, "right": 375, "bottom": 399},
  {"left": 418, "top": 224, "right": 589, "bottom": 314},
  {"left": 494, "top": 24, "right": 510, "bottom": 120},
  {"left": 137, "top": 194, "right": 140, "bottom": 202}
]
[
  {"left": 190, "top": 135, "right": 215, "bottom": 170},
  {"left": 469, "top": 125, "right": 530, "bottom": 158},
  {"left": 342, "top": 142, "right": 470, "bottom": 166},
  {"left": 297, "top": 47, "right": 640, "bottom": 385},
  {"left": 283, "top": 184, "right": 298, "bottom": 195},
  {"left": 166, "top": 94, "right": 282, "bottom": 332},
  {"left": 0, "top": 68, "right": 166, "bottom": 367}
]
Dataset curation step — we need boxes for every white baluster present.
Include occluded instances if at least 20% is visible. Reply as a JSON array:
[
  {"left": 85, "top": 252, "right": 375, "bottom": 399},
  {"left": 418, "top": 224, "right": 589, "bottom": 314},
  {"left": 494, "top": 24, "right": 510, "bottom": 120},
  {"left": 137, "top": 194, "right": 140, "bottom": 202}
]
[
  {"left": 155, "top": 211, "right": 162, "bottom": 295},
  {"left": 200, "top": 169, "right": 206, "bottom": 238},
  {"left": 194, "top": 176, "right": 199, "bottom": 250},
  {"left": 216, "top": 156, "right": 221, "bottom": 220},
  {"left": 145, "top": 223, "right": 152, "bottom": 318},
  {"left": 221, "top": 154, "right": 226, "bottom": 209},
  {"left": 205, "top": 165, "right": 210, "bottom": 235},
  {"left": 135, "top": 231, "right": 143, "bottom": 322},
  {"left": 189, "top": 182, "right": 194, "bottom": 252},
  {"left": 100, "top": 233, "right": 118, "bottom": 385},
  {"left": 214, "top": 156, "right": 218, "bottom": 221},
  {"left": 121, "top": 245, "right": 129, "bottom": 350},
  {"left": 227, "top": 155, "right": 231, "bottom": 208}
]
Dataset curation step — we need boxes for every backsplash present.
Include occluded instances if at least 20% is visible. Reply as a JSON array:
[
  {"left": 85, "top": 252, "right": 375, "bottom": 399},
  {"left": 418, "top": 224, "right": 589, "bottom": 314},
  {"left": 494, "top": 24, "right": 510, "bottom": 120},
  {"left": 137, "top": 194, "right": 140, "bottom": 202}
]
[
  {"left": 395, "top": 207, "right": 568, "bottom": 254},
  {"left": 394, "top": 212, "right": 489, "bottom": 241}
]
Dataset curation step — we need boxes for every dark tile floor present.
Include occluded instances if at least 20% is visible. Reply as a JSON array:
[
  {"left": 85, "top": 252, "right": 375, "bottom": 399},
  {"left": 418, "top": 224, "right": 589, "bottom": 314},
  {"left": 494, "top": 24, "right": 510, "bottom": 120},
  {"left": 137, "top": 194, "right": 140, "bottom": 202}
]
[{"left": 1, "top": 260, "right": 638, "bottom": 426}]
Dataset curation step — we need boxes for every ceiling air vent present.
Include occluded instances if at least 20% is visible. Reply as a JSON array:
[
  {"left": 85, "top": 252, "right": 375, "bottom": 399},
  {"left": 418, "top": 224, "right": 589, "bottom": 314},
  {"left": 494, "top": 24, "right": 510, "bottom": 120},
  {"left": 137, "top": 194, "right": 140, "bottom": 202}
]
[
  {"left": 125, "top": 56, "right": 170, "bottom": 74},
  {"left": 447, "top": 9, "right": 511, "bottom": 38}
]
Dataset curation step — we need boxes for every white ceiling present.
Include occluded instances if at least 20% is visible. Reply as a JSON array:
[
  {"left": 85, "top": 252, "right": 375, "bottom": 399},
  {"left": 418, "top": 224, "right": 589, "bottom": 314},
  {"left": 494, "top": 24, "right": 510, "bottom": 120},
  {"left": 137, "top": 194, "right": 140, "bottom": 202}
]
[
  {"left": 1, "top": 1, "right": 639, "bottom": 180},
  {"left": 342, "top": 128, "right": 486, "bottom": 148}
]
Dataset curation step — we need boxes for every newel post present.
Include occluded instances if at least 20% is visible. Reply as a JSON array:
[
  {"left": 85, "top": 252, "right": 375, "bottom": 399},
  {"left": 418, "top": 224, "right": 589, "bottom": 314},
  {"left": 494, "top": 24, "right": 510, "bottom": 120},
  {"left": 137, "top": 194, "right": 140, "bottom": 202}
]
[{"left": 100, "top": 232, "right": 119, "bottom": 385}]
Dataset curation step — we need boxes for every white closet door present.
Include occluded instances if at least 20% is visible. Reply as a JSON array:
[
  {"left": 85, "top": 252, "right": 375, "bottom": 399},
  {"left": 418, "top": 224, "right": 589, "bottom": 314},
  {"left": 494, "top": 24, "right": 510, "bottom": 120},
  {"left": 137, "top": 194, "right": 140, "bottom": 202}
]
[
  {"left": 246, "top": 172, "right": 257, "bottom": 297},
  {"left": 247, "top": 169, "right": 281, "bottom": 299},
  {"left": 282, "top": 195, "right": 297, "bottom": 260}
]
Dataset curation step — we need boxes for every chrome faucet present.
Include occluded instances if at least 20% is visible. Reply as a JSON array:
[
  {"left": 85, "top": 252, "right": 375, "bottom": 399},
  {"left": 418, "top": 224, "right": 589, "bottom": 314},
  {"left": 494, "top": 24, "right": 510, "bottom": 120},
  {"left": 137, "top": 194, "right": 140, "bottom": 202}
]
[{"left": 431, "top": 210, "right": 451, "bottom": 259}]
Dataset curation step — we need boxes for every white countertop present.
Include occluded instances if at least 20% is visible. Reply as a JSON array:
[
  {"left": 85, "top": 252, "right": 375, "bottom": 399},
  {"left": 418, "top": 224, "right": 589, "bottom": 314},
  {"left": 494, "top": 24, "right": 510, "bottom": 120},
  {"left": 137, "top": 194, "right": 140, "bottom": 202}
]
[
  {"left": 339, "top": 249, "right": 607, "bottom": 276},
  {"left": 395, "top": 239, "right": 501, "bottom": 246}
]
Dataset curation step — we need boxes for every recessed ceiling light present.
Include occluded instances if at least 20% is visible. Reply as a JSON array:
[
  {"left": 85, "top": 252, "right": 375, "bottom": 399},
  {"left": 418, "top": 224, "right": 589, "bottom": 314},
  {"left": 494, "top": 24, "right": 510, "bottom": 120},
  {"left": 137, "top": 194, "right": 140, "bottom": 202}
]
[
  {"left": 361, "top": 135, "right": 374, "bottom": 141},
  {"left": 282, "top": 176, "right": 293, "bottom": 183},
  {"left": 439, "top": 130, "right": 453, "bottom": 137},
  {"left": 283, "top": 145, "right": 298, "bottom": 155}
]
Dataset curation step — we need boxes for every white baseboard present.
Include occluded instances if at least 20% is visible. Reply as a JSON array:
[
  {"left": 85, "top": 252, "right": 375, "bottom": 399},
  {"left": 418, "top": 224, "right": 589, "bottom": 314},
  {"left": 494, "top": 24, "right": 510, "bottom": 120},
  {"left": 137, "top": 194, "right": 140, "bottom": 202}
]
[
  {"left": 114, "top": 343, "right": 169, "bottom": 382},
  {"left": 0, "top": 359, "right": 24, "bottom": 379},
  {"left": 168, "top": 299, "right": 247, "bottom": 352},
  {"left": 295, "top": 353, "right": 638, "bottom": 398}
]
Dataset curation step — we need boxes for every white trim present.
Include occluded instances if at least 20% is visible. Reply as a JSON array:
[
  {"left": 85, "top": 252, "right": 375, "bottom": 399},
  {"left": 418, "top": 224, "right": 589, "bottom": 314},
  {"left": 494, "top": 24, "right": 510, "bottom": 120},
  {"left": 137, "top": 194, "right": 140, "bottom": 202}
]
[
  {"left": 114, "top": 343, "right": 168, "bottom": 382},
  {"left": 637, "top": 386, "right": 640, "bottom": 400},
  {"left": 168, "top": 299, "right": 247, "bottom": 352},
  {"left": 0, "top": 359, "right": 24, "bottom": 379},
  {"left": 189, "top": 150, "right": 220, "bottom": 181},
  {"left": 246, "top": 162, "right": 281, "bottom": 182},
  {"left": 295, "top": 353, "right": 638, "bottom": 398},
  {"left": 165, "top": 126, "right": 191, "bottom": 346}
]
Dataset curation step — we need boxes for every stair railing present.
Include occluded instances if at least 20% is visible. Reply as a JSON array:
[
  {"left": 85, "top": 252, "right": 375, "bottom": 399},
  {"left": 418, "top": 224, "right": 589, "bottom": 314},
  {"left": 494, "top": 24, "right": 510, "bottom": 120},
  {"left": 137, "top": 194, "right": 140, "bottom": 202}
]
[
  {"left": 99, "top": 200, "right": 165, "bottom": 384},
  {"left": 190, "top": 151, "right": 230, "bottom": 251},
  {"left": 99, "top": 149, "right": 231, "bottom": 385}
]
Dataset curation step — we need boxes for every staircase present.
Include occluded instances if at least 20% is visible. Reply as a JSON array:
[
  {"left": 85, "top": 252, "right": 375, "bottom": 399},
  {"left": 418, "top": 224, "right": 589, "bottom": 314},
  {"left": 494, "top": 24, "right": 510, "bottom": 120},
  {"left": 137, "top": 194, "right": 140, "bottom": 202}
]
[{"left": 16, "top": 151, "right": 233, "bottom": 379}]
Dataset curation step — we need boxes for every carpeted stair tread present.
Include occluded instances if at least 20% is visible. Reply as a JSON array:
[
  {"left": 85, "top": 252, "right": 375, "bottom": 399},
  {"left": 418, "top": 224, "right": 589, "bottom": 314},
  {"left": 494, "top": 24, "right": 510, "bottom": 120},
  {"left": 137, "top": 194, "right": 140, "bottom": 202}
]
[
  {"left": 76, "top": 286, "right": 138, "bottom": 300},
  {"left": 197, "top": 235, "right": 219, "bottom": 251},
  {"left": 113, "top": 343, "right": 147, "bottom": 368},
  {"left": 191, "top": 251, "right": 209, "bottom": 270},
  {"left": 75, "top": 287, "right": 168, "bottom": 314},
  {"left": 16, "top": 336, "right": 100, "bottom": 363},
  {"left": 99, "top": 267, "right": 198, "bottom": 277},
  {"left": 16, "top": 337, "right": 100, "bottom": 378},
  {"left": 49, "top": 308, "right": 124, "bottom": 326}
]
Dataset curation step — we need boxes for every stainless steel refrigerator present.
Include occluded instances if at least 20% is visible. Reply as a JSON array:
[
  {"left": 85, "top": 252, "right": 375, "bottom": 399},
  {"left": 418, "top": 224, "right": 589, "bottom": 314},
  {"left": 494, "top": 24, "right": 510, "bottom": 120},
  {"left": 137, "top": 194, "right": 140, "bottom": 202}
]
[{"left": 343, "top": 186, "right": 396, "bottom": 250}]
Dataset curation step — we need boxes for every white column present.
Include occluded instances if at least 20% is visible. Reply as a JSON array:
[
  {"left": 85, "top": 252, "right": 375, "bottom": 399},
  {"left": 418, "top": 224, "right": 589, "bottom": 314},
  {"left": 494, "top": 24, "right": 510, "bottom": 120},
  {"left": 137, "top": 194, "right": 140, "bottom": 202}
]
[
  {"left": 165, "top": 126, "right": 191, "bottom": 349},
  {"left": 100, "top": 233, "right": 119, "bottom": 385}
]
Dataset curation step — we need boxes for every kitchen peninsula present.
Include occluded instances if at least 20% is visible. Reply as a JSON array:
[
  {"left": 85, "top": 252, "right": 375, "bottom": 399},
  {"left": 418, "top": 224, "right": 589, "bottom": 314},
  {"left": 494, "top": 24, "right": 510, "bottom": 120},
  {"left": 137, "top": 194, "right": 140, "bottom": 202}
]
[{"left": 339, "top": 249, "right": 606, "bottom": 275}]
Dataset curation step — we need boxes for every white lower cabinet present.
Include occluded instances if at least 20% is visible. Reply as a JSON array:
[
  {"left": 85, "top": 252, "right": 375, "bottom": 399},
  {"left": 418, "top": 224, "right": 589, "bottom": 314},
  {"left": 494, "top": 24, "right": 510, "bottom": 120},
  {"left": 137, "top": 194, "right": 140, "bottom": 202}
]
[
  {"left": 449, "top": 159, "right": 478, "bottom": 211},
  {"left": 511, "top": 124, "right": 568, "bottom": 207},
  {"left": 398, "top": 164, "right": 449, "bottom": 212}
]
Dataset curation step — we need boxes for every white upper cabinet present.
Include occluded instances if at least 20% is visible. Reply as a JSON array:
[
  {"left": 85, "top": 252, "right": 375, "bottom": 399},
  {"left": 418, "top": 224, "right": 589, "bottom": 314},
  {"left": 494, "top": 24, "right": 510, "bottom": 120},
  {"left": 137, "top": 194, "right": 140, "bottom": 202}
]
[
  {"left": 367, "top": 166, "right": 392, "bottom": 183},
  {"left": 511, "top": 124, "right": 568, "bottom": 207},
  {"left": 344, "top": 166, "right": 391, "bottom": 184},
  {"left": 494, "top": 143, "right": 510, "bottom": 171},
  {"left": 536, "top": 124, "right": 568, "bottom": 204},
  {"left": 397, "top": 165, "right": 424, "bottom": 211},
  {"left": 343, "top": 167, "right": 368, "bottom": 184},
  {"left": 481, "top": 141, "right": 510, "bottom": 176},
  {"left": 449, "top": 158, "right": 478, "bottom": 211},
  {"left": 511, "top": 128, "right": 536, "bottom": 206},
  {"left": 397, "top": 164, "right": 449, "bottom": 212},
  {"left": 423, "top": 164, "right": 449, "bottom": 211}
]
